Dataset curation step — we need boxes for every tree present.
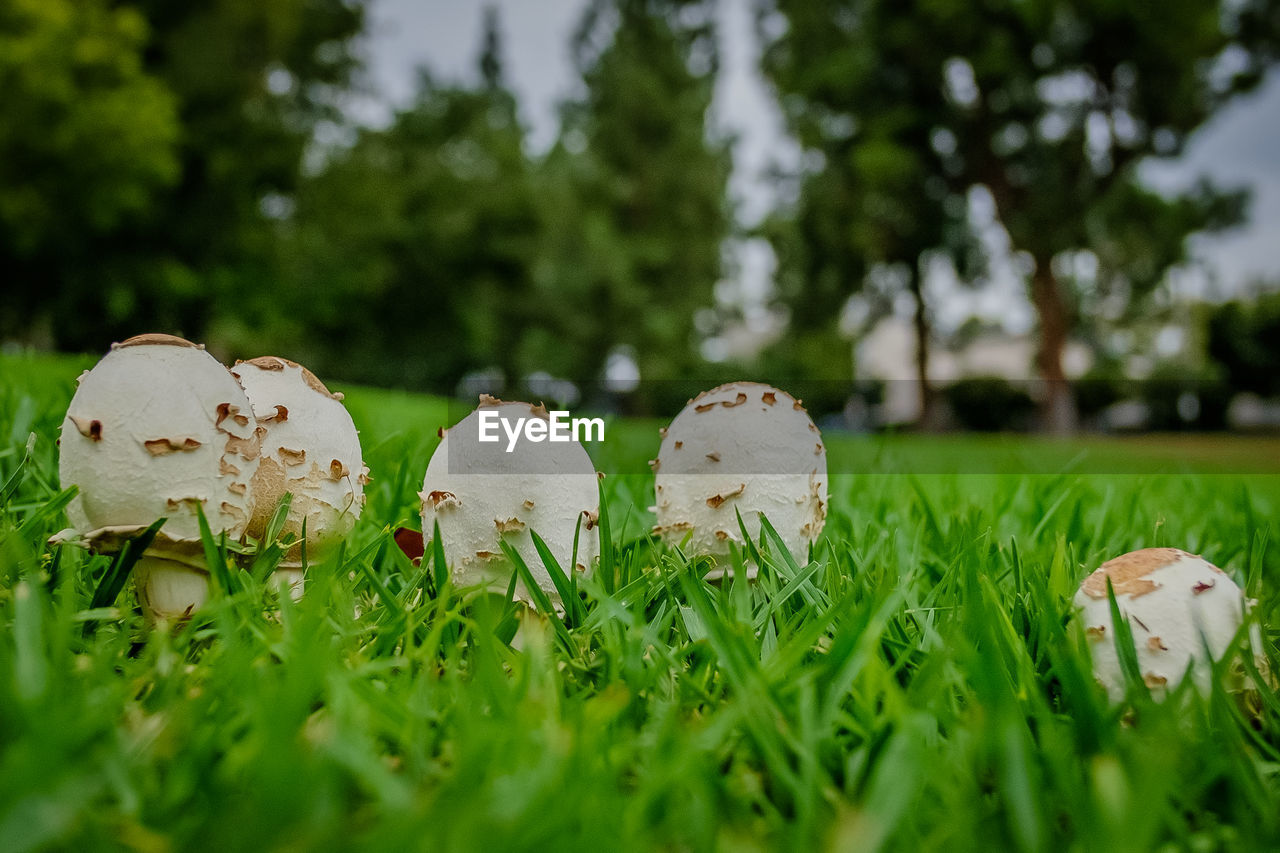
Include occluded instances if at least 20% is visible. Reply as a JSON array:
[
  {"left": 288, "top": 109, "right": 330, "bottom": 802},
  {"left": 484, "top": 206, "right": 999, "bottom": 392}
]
[
  {"left": 542, "top": 0, "right": 731, "bottom": 398},
  {"left": 947, "top": 0, "right": 1276, "bottom": 431},
  {"left": 759, "top": 0, "right": 980, "bottom": 426},
  {"left": 0, "top": 0, "right": 179, "bottom": 344},
  {"left": 274, "top": 11, "right": 542, "bottom": 391},
  {"left": 122, "top": 0, "right": 365, "bottom": 352},
  {"left": 1207, "top": 286, "right": 1280, "bottom": 397},
  {"left": 2, "top": 0, "right": 364, "bottom": 351},
  {"left": 761, "top": 0, "right": 1278, "bottom": 432}
]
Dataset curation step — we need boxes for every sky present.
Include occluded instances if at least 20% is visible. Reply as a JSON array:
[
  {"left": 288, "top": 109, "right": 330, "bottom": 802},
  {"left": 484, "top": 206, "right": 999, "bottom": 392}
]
[{"left": 355, "top": 0, "right": 1280, "bottom": 336}]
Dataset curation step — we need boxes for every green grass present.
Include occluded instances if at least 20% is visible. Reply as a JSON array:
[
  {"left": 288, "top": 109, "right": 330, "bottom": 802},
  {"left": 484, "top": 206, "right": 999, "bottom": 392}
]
[{"left": 2, "top": 351, "right": 1280, "bottom": 851}]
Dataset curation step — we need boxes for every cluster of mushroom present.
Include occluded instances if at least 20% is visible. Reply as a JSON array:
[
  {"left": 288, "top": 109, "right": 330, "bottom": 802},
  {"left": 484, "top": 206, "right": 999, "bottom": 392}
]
[
  {"left": 416, "top": 382, "right": 1254, "bottom": 704},
  {"left": 418, "top": 381, "right": 827, "bottom": 606},
  {"left": 57, "top": 334, "right": 366, "bottom": 620},
  {"left": 58, "top": 345, "right": 1261, "bottom": 703}
]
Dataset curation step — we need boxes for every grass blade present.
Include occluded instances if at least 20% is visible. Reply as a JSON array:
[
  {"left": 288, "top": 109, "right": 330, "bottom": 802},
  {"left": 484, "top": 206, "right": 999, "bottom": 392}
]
[
  {"left": 83, "top": 518, "right": 167, "bottom": 634},
  {"left": 0, "top": 432, "right": 36, "bottom": 506},
  {"left": 530, "top": 527, "right": 580, "bottom": 626},
  {"left": 498, "top": 538, "right": 572, "bottom": 650},
  {"left": 196, "top": 502, "right": 236, "bottom": 597},
  {"left": 596, "top": 478, "right": 615, "bottom": 595},
  {"left": 1106, "top": 577, "right": 1147, "bottom": 700}
]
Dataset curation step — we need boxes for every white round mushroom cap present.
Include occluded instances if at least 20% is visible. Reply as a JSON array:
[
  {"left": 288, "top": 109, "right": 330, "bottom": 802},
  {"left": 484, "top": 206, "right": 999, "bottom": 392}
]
[
  {"left": 652, "top": 382, "right": 827, "bottom": 570},
  {"left": 230, "top": 357, "right": 366, "bottom": 564},
  {"left": 420, "top": 397, "right": 599, "bottom": 604},
  {"left": 59, "top": 334, "right": 261, "bottom": 560},
  {"left": 1074, "top": 547, "right": 1248, "bottom": 701}
]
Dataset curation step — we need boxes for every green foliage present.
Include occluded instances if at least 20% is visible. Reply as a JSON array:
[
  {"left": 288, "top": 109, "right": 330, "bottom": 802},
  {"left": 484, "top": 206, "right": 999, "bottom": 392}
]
[
  {"left": 245, "top": 1, "right": 731, "bottom": 398},
  {"left": 943, "top": 376, "right": 1037, "bottom": 432},
  {"left": 760, "top": 0, "right": 978, "bottom": 334},
  {"left": 539, "top": 0, "right": 732, "bottom": 390},
  {"left": 272, "top": 62, "right": 540, "bottom": 390},
  {"left": 0, "top": 0, "right": 180, "bottom": 252},
  {"left": 0, "top": 0, "right": 179, "bottom": 341},
  {"left": 922, "top": 0, "right": 1268, "bottom": 270},
  {"left": 1208, "top": 287, "right": 1280, "bottom": 397},
  {"left": 759, "top": 0, "right": 1280, "bottom": 427},
  {"left": 2, "top": 0, "right": 364, "bottom": 352},
  {"left": 4, "top": 354, "right": 1280, "bottom": 850}
]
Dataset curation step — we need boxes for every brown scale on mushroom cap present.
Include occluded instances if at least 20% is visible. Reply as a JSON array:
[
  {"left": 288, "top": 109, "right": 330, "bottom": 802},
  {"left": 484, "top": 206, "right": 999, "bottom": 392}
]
[
  {"left": 423, "top": 490, "right": 458, "bottom": 509},
  {"left": 706, "top": 483, "right": 746, "bottom": 509},
  {"left": 652, "top": 520, "right": 693, "bottom": 534},
  {"left": 688, "top": 380, "right": 797, "bottom": 405},
  {"left": 246, "top": 457, "right": 286, "bottom": 538},
  {"left": 143, "top": 437, "right": 203, "bottom": 456},
  {"left": 278, "top": 446, "right": 307, "bottom": 466},
  {"left": 686, "top": 381, "right": 811, "bottom": 416},
  {"left": 216, "top": 402, "right": 244, "bottom": 428},
  {"left": 474, "top": 393, "right": 549, "bottom": 419},
  {"left": 494, "top": 517, "right": 526, "bottom": 534},
  {"left": 1080, "top": 547, "right": 1211, "bottom": 600},
  {"left": 68, "top": 416, "right": 102, "bottom": 441},
  {"left": 238, "top": 356, "right": 340, "bottom": 401},
  {"left": 260, "top": 405, "right": 288, "bottom": 423},
  {"left": 220, "top": 501, "right": 248, "bottom": 524},
  {"left": 116, "top": 333, "right": 201, "bottom": 349},
  {"left": 224, "top": 427, "right": 266, "bottom": 461}
]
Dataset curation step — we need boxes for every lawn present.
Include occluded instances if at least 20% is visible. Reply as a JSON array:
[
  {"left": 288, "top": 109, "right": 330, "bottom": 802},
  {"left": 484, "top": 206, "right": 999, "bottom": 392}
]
[{"left": 2, "top": 351, "right": 1279, "bottom": 851}]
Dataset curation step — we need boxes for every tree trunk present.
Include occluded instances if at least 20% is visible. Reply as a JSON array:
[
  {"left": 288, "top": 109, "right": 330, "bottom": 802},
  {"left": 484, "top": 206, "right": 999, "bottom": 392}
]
[
  {"left": 1029, "top": 258, "right": 1078, "bottom": 434},
  {"left": 908, "top": 269, "right": 940, "bottom": 431}
]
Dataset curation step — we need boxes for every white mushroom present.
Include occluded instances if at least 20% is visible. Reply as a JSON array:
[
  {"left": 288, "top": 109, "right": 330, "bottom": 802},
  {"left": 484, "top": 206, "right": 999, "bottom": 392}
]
[
  {"left": 230, "top": 357, "right": 367, "bottom": 595},
  {"left": 58, "top": 333, "right": 261, "bottom": 620},
  {"left": 1074, "top": 547, "right": 1253, "bottom": 701},
  {"left": 652, "top": 382, "right": 827, "bottom": 574},
  {"left": 420, "top": 396, "right": 599, "bottom": 605}
]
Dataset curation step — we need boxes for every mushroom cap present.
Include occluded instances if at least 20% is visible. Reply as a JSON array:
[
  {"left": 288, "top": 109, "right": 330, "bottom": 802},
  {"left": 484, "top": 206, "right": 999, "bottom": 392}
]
[
  {"left": 652, "top": 382, "right": 827, "bottom": 568},
  {"left": 230, "top": 357, "right": 365, "bottom": 562},
  {"left": 59, "top": 334, "right": 260, "bottom": 562},
  {"left": 1074, "top": 547, "right": 1246, "bottom": 701},
  {"left": 420, "top": 398, "right": 599, "bottom": 604}
]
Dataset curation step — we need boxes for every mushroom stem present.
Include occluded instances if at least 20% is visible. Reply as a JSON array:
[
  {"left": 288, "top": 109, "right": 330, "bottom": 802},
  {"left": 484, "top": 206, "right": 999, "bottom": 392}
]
[
  {"left": 133, "top": 557, "right": 209, "bottom": 622},
  {"left": 274, "top": 567, "right": 306, "bottom": 602}
]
